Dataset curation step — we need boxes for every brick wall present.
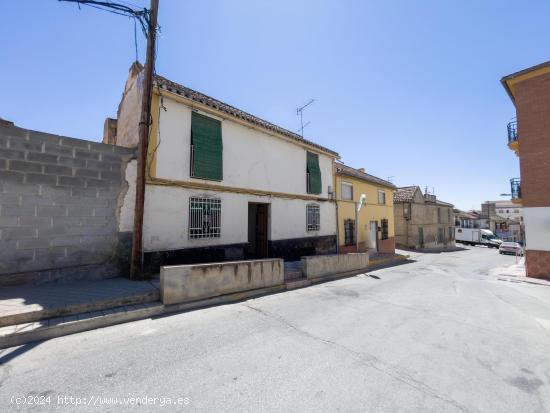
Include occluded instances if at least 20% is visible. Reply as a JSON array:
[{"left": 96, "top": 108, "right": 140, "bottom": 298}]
[
  {"left": 0, "top": 124, "right": 136, "bottom": 286},
  {"left": 515, "top": 71, "right": 550, "bottom": 207}
]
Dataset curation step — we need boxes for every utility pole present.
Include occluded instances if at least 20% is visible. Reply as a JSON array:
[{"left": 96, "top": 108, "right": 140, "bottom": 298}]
[{"left": 130, "top": 0, "right": 159, "bottom": 280}]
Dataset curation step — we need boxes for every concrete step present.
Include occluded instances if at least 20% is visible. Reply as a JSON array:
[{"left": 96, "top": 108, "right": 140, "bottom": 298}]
[
  {"left": 286, "top": 279, "right": 311, "bottom": 290},
  {"left": 0, "top": 302, "right": 164, "bottom": 349}
]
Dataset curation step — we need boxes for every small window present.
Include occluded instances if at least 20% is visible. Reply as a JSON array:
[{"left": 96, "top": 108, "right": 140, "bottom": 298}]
[
  {"left": 438, "top": 227, "right": 444, "bottom": 243},
  {"left": 381, "top": 219, "right": 389, "bottom": 240},
  {"left": 447, "top": 209, "right": 451, "bottom": 223},
  {"left": 437, "top": 207, "right": 441, "bottom": 223},
  {"left": 306, "top": 204, "right": 320, "bottom": 231},
  {"left": 513, "top": 209, "right": 519, "bottom": 213},
  {"left": 344, "top": 219, "right": 355, "bottom": 245},
  {"left": 377, "top": 190, "right": 386, "bottom": 205},
  {"left": 189, "top": 197, "right": 221, "bottom": 239},
  {"left": 341, "top": 182, "right": 353, "bottom": 200}
]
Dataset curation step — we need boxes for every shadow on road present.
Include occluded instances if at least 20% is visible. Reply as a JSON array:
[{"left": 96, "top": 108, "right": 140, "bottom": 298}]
[{"left": 0, "top": 341, "right": 41, "bottom": 365}]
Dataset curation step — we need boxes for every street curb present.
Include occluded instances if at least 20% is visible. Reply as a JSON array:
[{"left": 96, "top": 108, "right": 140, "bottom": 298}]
[
  {"left": 0, "top": 289, "right": 159, "bottom": 328},
  {"left": 0, "top": 258, "right": 416, "bottom": 349},
  {"left": 0, "top": 303, "right": 164, "bottom": 349},
  {"left": 369, "top": 255, "right": 410, "bottom": 269},
  {"left": 0, "top": 286, "right": 287, "bottom": 350},
  {"left": 162, "top": 285, "right": 287, "bottom": 316}
]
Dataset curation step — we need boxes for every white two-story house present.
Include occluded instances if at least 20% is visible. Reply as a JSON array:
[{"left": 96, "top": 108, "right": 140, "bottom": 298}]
[{"left": 111, "top": 63, "right": 338, "bottom": 273}]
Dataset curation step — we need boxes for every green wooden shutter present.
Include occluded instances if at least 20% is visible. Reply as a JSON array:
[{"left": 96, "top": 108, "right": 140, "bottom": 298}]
[
  {"left": 191, "top": 112, "right": 223, "bottom": 180},
  {"left": 306, "top": 152, "right": 322, "bottom": 194}
]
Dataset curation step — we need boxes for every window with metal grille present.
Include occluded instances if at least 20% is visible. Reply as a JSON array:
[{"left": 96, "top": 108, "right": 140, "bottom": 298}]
[
  {"left": 341, "top": 182, "right": 353, "bottom": 200},
  {"left": 381, "top": 219, "right": 389, "bottom": 240},
  {"left": 189, "top": 197, "right": 221, "bottom": 239},
  {"left": 306, "top": 203, "right": 320, "bottom": 231},
  {"left": 344, "top": 219, "right": 355, "bottom": 245},
  {"left": 378, "top": 189, "right": 386, "bottom": 205}
]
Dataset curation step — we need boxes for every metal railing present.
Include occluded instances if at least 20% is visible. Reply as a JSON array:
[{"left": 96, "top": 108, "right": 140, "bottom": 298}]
[
  {"left": 510, "top": 178, "right": 521, "bottom": 200},
  {"left": 507, "top": 120, "right": 518, "bottom": 144}
]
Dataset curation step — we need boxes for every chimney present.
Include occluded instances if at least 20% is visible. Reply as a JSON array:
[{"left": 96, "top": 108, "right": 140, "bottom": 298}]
[
  {"left": 103, "top": 118, "right": 118, "bottom": 145},
  {"left": 357, "top": 168, "right": 365, "bottom": 173},
  {"left": 0, "top": 117, "right": 14, "bottom": 127}
]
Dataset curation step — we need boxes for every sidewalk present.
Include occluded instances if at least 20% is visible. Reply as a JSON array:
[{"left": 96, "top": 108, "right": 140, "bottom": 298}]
[
  {"left": 0, "top": 277, "right": 159, "bottom": 327},
  {"left": 369, "top": 251, "right": 410, "bottom": 268},
  {"left": 489, "top": 258, "right": 550, "bottom": 287}
]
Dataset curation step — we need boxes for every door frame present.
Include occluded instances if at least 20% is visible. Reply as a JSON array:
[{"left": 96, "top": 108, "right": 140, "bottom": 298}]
[{"left": 248, "top": 202, "right": 270, "bottom": 258}]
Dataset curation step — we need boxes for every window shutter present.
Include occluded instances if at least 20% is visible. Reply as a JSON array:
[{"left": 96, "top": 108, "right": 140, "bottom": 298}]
[
  {"left": 306, "top": 152, "right": 322, "bottom": 194},
  {"left": 191, "top": 112, "right": 223, "bottom": 181}
]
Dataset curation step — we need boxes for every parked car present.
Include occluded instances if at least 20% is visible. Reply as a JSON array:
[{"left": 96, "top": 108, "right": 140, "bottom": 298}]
[{"left": 499, "top": 242, "right": 524, "bottom": 255}]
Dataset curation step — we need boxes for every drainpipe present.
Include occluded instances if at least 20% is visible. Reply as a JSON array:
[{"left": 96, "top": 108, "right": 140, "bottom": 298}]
[
  {"left": 335, "top": 200, "right": 340, "bottom": 254},
  {"left": 355, "top": 194, "right": 366, "bottom": 253}
]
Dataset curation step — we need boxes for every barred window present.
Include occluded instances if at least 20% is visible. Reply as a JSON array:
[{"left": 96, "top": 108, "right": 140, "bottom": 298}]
[
  {"left": 306, "top": 204, "right": 320, "bottom": 231},
  {"left": 189, "top": 197, "right": 221, "bottom": 239},
  {"left": 381, "top": 218, "right": 389, "bottom": 240},
  {"left": 344, "top": 219, "right": 355, "bottom": 245}
]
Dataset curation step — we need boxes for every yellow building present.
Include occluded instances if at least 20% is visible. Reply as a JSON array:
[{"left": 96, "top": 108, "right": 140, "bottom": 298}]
[{"left": 334, "top": 163, "right": 396, "bottom": 254}]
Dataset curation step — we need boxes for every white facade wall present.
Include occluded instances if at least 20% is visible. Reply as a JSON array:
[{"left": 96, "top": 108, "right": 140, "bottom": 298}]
[
  {"left": 523, "top": 207, "right": 550, "bottom": 251},
  {"left": 143, "top": 185, "right": 336, "bottom": 251},
  {"left": 143, "top": 93, "right": 337, "bottom": 252},
  {"left": 153, "top": 96, "right": 333, "bottom": 197}
]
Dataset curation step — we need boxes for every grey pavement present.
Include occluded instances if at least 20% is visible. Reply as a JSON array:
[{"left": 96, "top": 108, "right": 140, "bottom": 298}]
[
  {"left": 0, "top": 278, "right": 159, "bottom": 323},
  {"left": 1, "top": 246, "right": 550, "bottom": 412}
]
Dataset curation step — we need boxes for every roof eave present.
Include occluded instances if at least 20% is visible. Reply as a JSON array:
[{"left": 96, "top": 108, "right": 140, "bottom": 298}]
[{"left": 153, "top": 76, "right": 339, "bottom": 158}]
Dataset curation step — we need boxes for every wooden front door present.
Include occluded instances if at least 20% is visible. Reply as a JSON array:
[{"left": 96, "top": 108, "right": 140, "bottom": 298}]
[
  {"left": 248, "top": 203, "right": 269, "bottom": 258},
  {"left": 255, "top": 204, "right": 269, "bottom": 258}
]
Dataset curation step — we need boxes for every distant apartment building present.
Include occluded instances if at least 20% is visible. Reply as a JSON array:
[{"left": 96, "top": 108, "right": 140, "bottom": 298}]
[
  {"left": 393, "top": 186, "right": 454, "bottom": 250},
  {"left": 501, "top": 61, "right": 550, "bottom": 278},
  {"left": 489, "top": 201, "right": 523, "bottom": 243},
  {"left": 334, "top": 163, "right": 396, "bottom": 254}
]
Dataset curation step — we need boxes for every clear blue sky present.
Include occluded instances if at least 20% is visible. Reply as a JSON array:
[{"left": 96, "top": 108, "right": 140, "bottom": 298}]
[{"left": 1, "top": 0, "right": 548, "bottom": 210}]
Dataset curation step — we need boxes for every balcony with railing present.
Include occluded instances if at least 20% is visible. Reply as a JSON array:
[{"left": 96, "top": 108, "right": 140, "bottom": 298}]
[
  {"left": 510, "top": 178, "right": 522, "bottom": 204},
  {"left": 507, "top": 120, "right": 519, "bottom": 155}
]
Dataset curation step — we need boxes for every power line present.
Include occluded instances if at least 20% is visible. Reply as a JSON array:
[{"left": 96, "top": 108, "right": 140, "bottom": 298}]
[{"left": 58, "top": 0, "right": 154, "bottom": 37}]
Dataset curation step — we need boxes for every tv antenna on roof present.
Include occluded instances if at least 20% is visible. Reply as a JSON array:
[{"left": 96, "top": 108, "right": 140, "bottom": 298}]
[{"left": 296, "top": 99, "right": 315, "bottom": 138}]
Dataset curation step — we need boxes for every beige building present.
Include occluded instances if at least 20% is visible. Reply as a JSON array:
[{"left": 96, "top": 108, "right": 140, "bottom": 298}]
[
  {"left": 393, "top": 186, "right": 454, "bottom": 250},
  {"left": 334, "top": 163, "right": 396, "bottom": 254}
]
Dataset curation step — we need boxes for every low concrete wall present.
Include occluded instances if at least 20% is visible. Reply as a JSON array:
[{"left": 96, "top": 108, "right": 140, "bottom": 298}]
[
  {"left": 302, "top": 253, "right": 369, "bottom": 280},
  {"left": 160, "top": 259, "right": 284, "bottom": 305}
]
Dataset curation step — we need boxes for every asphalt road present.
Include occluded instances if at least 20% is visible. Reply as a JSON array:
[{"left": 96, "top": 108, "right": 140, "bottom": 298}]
[{"left": 1, "top": 246, "right": 550, "bottom": 412}]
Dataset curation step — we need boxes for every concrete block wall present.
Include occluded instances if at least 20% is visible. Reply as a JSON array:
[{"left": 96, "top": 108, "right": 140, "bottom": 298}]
[
  {"left": 302, "top": 253, "right": 369, "bottom": 280},
  {"left": 0, "top": 124, "right": 136, "bottom": 286},
  {"left": 160, "top": 259, "right": 284, "bottom": 305}
]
